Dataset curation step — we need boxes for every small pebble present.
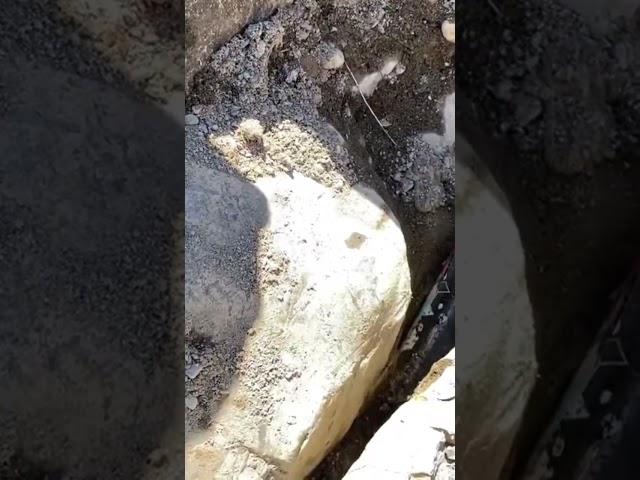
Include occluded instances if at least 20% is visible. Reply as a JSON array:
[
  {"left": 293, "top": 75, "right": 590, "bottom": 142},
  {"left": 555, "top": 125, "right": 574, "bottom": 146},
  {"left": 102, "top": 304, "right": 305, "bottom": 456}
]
[
  {"left": 185, "top": 114, "right": 199, "bottom": 126},
  {"left": 185, "top": 363, "right": 203, "bottom": 380},
  {"left": 442, "top": 20, "right": 455, "bottom": 44},
  {"left": 321, "top": 45, "right": 345, "bottom": 70},
  {"left": 185, "top": 395, "right": 198, "bottom": 410},
  {"left": 401, "top": 178, "right": 415, "bottom": 193}
]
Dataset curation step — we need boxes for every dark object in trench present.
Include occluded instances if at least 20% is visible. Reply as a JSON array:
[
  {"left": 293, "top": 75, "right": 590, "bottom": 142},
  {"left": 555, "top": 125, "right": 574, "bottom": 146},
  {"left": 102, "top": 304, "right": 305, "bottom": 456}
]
[
  {"left": 308, "top": 253, "right": 455, "bottom": 479},
  {"left": 521, "top": 263, "right": 640, "bottom": 480},
  {"left": 390, "top": 253, "right": 455, "bottom": 404}
]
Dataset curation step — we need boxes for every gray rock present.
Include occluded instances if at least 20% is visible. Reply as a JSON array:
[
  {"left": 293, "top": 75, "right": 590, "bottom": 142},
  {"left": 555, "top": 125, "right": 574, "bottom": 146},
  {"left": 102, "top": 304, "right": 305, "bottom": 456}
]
[
  {"left": 513, "top": 93, "right": 543, "bottom": 126},
  {"left": 185, "top": 396, "right": 198, "bottom": 410},
  {"left": 185, "top": 363, "right": 203, "bottom": 380},
  {"left": 185, "top": 113, "right": 199, "bottom": 126}
]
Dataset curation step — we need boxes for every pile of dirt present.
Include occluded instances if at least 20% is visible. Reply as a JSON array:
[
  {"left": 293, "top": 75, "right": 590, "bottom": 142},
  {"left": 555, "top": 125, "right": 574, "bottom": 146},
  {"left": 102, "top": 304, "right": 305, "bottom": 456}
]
[{"left": 185, "top": 0, "right": 455, "bottom": 475}]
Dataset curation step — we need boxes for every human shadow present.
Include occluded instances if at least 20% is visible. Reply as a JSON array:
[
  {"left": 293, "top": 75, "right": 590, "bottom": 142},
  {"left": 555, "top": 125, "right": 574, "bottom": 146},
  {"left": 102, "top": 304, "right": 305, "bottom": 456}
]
[{"left": 184, "top": 125, "right": 269, "bottom": 437}]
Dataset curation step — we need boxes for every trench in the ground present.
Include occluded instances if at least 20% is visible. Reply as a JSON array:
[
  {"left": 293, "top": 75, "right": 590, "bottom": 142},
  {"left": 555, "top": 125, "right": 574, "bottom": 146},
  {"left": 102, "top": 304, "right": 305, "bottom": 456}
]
[
  {"left": 302, "top": 110, "right": 453, "bottom": 479},
  {"left": 299, "top": 14, "right": 454, "bottom": 475}
]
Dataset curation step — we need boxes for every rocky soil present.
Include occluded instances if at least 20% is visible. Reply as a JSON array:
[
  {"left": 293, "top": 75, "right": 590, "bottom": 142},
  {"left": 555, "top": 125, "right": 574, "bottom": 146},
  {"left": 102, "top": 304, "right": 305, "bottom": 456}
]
[{"left": 185, "top": 0, "right": 455, "bottom": 477}]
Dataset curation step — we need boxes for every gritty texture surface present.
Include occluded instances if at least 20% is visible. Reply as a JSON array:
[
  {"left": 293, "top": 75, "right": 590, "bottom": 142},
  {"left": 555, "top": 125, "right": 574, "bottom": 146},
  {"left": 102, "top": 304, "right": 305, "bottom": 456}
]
[
  {"left": 0, "top": 49, "right": 183, "bottom": 480},
  {"left": 457, "top": 1, "right": 640, "bottom": 478},
  {"left": 185, "top": 0, "right": 455, "bottom": 476},
  {"left": 1, "top": 3, "right": 185, "bottom": 479}
]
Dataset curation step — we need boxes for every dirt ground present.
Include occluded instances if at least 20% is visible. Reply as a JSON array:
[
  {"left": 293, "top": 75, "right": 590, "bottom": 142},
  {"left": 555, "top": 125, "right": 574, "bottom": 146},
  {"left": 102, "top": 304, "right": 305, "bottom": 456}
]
[{"left": 185, "top": 0, "right": 455, "bottom": 476}]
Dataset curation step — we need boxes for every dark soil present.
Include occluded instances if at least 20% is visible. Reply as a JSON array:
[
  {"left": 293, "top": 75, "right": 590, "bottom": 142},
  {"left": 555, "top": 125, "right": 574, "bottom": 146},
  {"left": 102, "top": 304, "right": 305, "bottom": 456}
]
[{"left": 456, "top": 0, "right": 640, "bottom": 477}]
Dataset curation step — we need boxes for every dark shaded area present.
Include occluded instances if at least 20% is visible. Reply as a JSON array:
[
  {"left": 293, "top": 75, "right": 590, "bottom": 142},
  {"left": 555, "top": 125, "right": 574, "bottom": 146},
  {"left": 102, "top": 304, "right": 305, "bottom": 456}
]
[
  {"left": 522, "top": 267, "right": 640, "bottom": 479},
  {"left": 0, "top": 1, "right": 183, "bottom": 478},
  {"left": 456, "top": 0, "right": 640, "bottom": 478},
  {"left": 184, "top": 125, "right": 270, "bottom": 434}
]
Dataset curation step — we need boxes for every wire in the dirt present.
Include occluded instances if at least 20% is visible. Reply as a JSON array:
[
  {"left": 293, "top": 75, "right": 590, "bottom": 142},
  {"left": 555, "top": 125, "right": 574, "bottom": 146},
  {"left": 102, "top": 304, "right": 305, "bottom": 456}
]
[{"left": 343, "top": 60, "right": 399, "bottom": 148}]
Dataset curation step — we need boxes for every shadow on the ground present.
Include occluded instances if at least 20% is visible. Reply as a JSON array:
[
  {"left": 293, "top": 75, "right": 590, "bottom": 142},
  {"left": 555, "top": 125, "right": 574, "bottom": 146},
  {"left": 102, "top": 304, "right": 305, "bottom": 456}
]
[{"left": 0, "top": 2, "right": 184, "bottom": 478}]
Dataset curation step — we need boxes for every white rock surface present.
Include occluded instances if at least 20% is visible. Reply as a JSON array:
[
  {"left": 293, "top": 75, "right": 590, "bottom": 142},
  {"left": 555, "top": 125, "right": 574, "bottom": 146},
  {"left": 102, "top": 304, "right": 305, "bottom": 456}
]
[
  {"left": 185, "top": 170, "right": 412, "bottom": 479},
  {"left": 456, "top": 138, "right": 538, "bottom": 480},
  {"left": 441, "top": 20, "right": 455, "bottom": 44},
  {"left": 342, "top": 350, "right": 456, "bottom": 480}
]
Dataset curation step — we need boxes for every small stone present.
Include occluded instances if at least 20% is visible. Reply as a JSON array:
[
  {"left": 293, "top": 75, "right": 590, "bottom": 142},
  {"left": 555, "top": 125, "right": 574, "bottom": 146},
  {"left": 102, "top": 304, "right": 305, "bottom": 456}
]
[
  {"left": 143, "top": 31, "right": 159, "bottom": 43},
  {"left": 320, "top": 44, "right": 345, "bottom": 70},
  {"left": 185, "top": 395, "right": 198, "bottom": 410},
  {"left": 441, "top": 20, "right": 455, "bottom": 44},
  {"left": 400, "top": 178, "right": 415, "bottom": 193},
  {"left": 185, "top": 114, "right": 199, "bottom": 126},
  {"left": 192, "top": 104, "right": 204, "bottom": 115},
  {"left": 248, "top": 328, "right": 256, "bottom": 336},
  {"left": 286, "top": 69, "right": 300, "bottom": 83},
  {"left": 185, "top": 363, "right": 203, "bottom": 380},
  {"left": 238, "top": 119, "right": 264, "bottom": 143},
  {"left": 297, "top": 29, "right": 310, "bottom": 41}
]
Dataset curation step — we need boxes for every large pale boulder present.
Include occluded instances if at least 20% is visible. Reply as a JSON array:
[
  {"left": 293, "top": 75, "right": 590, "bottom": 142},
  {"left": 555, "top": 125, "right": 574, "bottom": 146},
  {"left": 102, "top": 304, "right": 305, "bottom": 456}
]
[
  {"left": 456, "top": 138, "right": 538, "bottom": 480},
  {"left": 342, "top": 350, "right": 456, "bottom": 480},
  {"left": 185, "top": 169, "right": 412, "bottom": 479}
]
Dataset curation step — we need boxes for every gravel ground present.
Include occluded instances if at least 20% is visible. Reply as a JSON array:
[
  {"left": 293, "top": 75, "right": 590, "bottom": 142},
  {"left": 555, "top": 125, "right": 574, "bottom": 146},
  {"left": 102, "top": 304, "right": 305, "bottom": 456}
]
[{"left": 1, "top": 2, "right": 184, "bottom": 478}]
